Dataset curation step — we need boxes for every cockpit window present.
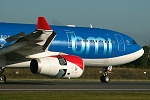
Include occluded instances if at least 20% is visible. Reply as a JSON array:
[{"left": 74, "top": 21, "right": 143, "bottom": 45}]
[{"left": 132, "top": 40, "right": 137, "bottom": 44}]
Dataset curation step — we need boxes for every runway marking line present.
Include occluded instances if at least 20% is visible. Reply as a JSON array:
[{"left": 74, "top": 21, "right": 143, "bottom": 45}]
[{"left": 1, "top": 89, "right": 150, "bottom": 91}]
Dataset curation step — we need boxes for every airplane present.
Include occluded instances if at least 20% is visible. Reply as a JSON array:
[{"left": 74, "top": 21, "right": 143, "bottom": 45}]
[{"left": 0, "top": 17, "right": 144, "bottom": 83}]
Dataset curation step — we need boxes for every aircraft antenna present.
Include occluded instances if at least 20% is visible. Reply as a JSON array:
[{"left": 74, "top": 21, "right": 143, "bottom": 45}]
[{"left": 90, "top": 24, "right": 93, "bottom": 28}]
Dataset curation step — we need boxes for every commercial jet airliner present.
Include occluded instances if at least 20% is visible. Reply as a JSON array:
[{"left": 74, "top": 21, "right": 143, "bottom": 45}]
[{"left": 0, "top": 17, "right": 144, "bottom": 83}]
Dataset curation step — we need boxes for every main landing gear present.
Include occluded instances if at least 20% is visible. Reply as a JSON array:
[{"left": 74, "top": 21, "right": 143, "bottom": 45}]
[
  {"left": 0, "top": 67, "right": 6, "bottom": 84},
  {"left": 100, "top": 66, "right": 112, "bottom": 83}
]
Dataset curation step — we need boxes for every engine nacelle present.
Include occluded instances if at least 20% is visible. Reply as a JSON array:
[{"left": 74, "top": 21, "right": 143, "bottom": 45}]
[{"left": 30, "top": 55, "right": 84, "bottom": 78}]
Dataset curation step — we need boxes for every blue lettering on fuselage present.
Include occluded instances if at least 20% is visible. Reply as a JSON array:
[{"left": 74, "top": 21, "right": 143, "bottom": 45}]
[{"left": 69, "top": 33, "right": 112, "bottom": 56}]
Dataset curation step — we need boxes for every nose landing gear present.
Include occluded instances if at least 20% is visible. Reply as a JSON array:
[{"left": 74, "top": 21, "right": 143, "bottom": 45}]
[{"left": 100, "top": 66, "right": 112, "bottom": 83}]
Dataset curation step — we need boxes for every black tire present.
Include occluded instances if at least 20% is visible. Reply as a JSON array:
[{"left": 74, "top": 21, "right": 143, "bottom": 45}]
[
  {"left": 100, "top": 75, "right": 105, "bottom": 83},
  {"left": 0, "top": 75, "right": 6, "bottom": 84},
  {"left": 100, "top": 75, "right": 110, "bottom": 83}
]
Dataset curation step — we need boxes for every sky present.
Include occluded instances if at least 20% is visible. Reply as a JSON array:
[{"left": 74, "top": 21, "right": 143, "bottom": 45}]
[{"left": 0, "top": 0, "right": 150, "bottom": 46}]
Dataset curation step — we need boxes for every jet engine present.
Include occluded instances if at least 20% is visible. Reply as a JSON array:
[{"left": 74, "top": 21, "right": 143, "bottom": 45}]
[{"left": 30, "top": 55, "right": 84, "bottom": 78}]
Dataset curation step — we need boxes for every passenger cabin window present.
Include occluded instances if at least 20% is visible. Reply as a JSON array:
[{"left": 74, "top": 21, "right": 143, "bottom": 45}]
[
  {"left": 113, "top": 40, "right": 115, "bottom": 44},
  {"left": 4, "top": 35, "right": 7, "bottom": 39},
  {"left": 82, "top": 39, "right": 115, "bottom": 44},
  {"left": 80, "top": 39, "right": 82, "bottom": 42}
]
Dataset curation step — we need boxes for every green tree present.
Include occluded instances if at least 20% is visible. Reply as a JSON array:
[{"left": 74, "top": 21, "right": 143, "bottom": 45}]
[
  {"left": 121, "top": 46, "right": 149, "bottom": 68},
  {"left": 138, "top": 55, "right": 148, "bottom": 68},
  {"left": 147, "top": 58, "right": 150, "bottom": 68}
]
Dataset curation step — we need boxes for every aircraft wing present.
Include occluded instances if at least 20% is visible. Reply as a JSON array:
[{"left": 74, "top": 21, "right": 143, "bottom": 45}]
[{"left": 0, "top": 17, "right": 57, "bottom": 59}]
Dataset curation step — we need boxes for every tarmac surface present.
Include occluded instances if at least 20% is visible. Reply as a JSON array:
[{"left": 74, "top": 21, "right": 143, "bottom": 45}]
[{"left": 0, "top": 81, "right": 150, "bottom": 92}]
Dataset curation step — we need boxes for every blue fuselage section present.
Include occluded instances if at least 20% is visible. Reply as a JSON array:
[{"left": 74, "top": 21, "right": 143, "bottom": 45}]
[{"left": 0, "top": 23, "right": 142, "bottom": 59}]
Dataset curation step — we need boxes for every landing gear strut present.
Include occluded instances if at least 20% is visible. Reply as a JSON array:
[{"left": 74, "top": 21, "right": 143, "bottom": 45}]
[
  {"left": 100, "top": 66, "right": 112, "bottom": 83},
  {"left": 0, "top": 67, "right": 6, "bottom": 84}
]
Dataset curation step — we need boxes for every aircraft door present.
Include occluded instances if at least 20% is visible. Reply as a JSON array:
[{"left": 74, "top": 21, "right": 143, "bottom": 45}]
[{"left": 115, "top": 34, "right": 125, "bottom": 51}]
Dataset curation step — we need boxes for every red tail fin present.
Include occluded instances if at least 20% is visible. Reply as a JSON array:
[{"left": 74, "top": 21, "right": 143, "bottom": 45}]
[{"left": 37, "top": 17, "right": 51, "bottom": 30}]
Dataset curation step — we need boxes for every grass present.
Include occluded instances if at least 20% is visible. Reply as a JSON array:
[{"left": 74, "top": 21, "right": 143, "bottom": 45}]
[
  {"left": 2, "top": 79, "right": 150, "bottom": 100},
  {"left": 0, "top": 91, "right": 150, "bottom": 100},
  {"left": 4, "top": 67, "right": 150, "bottom": 80}
]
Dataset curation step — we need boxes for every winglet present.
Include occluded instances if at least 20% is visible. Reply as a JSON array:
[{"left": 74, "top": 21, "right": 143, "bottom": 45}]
[{"left": 37, "top": 17, "right": 51, "bottom": 30}]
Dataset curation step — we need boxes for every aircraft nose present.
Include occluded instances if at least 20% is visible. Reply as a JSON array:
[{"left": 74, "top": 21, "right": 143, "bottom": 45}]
[
  {"left": 135, "top": 48, "right": 144, "bottom": 59},
  {"left": 140, "top": 48, "right": 144, "bottom": 57}
]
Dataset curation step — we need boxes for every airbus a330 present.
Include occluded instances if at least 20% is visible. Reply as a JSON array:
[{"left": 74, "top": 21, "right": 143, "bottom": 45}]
[{"left": 0, "top": 17, "right": 144, "bottom": 83}]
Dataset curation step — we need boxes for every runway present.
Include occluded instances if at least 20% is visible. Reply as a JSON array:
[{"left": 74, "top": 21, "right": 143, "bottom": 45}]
[{"left": 0, "top": 81, "right": 150, "bottom": 92}]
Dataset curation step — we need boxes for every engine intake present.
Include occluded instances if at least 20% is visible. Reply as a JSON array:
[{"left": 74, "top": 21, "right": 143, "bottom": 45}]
[{"left": 30, "top": 59, "right": 38, "bottom": 74}]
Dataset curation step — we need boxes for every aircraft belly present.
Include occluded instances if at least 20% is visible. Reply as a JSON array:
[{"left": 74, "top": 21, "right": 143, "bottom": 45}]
[
  {"left": 83, "top": 48, "right": 144, "bottom": 67},
  {"left": 83, "top": 59, "right": 109, "bottom": 67}
]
